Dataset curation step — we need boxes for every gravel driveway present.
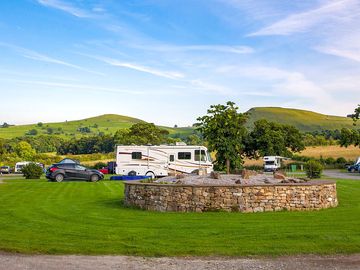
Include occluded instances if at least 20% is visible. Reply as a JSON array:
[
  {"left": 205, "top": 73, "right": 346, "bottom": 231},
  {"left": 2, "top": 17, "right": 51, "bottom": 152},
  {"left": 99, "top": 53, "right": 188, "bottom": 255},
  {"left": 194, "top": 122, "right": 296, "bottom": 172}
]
[
  {"left": 0, "top": 253, "right": 359, "bottom": 270},
  {"left": 323, "top": 170, "right": 360, "bottom": 180}
]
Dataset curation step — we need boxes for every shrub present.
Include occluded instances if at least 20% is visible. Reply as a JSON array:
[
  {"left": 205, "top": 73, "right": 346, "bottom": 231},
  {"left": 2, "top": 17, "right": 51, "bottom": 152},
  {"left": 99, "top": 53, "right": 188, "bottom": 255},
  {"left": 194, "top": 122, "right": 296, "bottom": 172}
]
[
  {"left": 336, "top": 157, "right": 347, "bottom": 164},
  {"left": 305, "top": 160, "right": 323, "bottom": 179},
  {"left": 92, "top": 162, "right": 107, "bottom": 170},
  {"left": 325, "top": 157, "right": 336, "bottom": 165},
  {"left": 21, "top": 163, "right": 43, "bottom": 179}
]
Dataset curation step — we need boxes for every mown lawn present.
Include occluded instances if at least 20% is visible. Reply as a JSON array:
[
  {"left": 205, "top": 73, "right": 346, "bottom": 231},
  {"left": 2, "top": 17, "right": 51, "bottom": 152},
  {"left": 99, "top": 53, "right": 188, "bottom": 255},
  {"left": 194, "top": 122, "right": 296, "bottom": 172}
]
[{"left": 0, "top": 177, "right": 359, "bottom": 256}]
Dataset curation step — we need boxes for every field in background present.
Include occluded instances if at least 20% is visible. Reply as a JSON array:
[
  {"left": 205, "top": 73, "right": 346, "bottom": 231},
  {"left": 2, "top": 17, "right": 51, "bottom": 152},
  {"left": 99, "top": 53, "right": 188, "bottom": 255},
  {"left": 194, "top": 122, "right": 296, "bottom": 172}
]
[
  {"left": 246, "top": 107, "right": 355, "bottom": 132},
  {"left": 0, "top": 177, "right": 359, "bottom": 256},
  {"left": 0, "top": 114, "right": 193, "bottom": 139},
  {"left": 244, "top": 145, "right": 360, "bottom": 166}
]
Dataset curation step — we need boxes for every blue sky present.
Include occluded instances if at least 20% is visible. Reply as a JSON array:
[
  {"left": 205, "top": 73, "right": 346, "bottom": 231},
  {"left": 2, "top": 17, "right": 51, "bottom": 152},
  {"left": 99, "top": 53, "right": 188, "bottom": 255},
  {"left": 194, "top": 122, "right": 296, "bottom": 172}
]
[{"left": 0, "top": 0, "right": 359, "bottom": 126}]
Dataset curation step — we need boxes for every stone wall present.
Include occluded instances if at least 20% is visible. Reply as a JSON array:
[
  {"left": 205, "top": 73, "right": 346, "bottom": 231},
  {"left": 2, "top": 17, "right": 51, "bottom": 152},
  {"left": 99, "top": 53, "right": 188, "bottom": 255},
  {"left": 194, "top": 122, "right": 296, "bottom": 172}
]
[{"left": 124, "top": 180, "right": 338, "bottom": 213}]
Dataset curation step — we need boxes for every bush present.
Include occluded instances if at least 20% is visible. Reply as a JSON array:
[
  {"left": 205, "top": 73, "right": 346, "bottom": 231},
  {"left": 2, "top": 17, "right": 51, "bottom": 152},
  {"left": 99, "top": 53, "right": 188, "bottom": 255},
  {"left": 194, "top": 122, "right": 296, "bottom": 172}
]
[
  {"left": 336, "top": 157, "right": 347, "bottom": 164},
  {"left": 92, "top": 162, "right": 107, "bottom": 170},
  {"left": 305, "top": 160, "right": 323, "bottom": 179},
  {"left": 21, "top": 163, "right": 43, "bottom": 179}
]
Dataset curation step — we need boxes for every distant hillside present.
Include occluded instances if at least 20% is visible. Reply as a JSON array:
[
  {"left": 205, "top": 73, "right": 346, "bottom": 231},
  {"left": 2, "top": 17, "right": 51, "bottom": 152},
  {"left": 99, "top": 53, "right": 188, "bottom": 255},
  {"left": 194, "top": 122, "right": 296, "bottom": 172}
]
[
  {"left": 0, "top": 114, "right": 194, "bottom": 139},
  {"left": 246, "top": 107, "right": 355, "bottom": 132}
]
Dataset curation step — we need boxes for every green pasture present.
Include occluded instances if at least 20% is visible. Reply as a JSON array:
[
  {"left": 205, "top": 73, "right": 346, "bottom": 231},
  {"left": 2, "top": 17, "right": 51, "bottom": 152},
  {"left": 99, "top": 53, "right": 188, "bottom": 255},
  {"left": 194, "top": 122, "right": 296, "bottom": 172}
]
[{"left": 0, "top": 177, "right": 359, "bottom": 256}]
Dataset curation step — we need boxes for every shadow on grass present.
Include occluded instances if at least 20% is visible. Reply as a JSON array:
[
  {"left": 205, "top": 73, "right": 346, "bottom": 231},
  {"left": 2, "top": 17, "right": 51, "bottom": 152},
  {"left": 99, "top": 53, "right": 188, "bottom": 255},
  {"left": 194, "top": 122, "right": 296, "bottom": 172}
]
[{"left": 97, "top": 198, "right": 146, "bottom": 211}]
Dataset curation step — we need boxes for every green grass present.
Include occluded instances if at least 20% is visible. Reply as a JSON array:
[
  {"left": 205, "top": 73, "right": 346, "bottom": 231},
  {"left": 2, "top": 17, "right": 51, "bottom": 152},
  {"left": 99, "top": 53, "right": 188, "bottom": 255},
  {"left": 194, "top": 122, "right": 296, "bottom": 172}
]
[
  {"left": 0, "top": 114, "right": 194, "bottom": 139},
  {"left": 246, "top": 107, "right": 355, "bottom": 132},
  {"left": 0, "top": 177, "right": 359, "bottom": 256}
]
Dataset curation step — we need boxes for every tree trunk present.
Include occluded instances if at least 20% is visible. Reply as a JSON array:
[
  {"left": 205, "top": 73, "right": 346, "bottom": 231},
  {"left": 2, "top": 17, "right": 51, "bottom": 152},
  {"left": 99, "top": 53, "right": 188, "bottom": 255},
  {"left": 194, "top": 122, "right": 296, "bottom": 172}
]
[{"left": 226, "top": 159, "right": 230, "bottom": 174}]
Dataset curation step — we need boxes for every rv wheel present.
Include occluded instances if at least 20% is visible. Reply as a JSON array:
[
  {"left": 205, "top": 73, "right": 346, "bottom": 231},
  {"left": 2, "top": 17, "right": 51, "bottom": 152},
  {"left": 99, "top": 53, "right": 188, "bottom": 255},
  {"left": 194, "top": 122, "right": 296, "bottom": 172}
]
[
  {"left": 145, "top": 171, "right": 156, "bottom": 179},
  {"left": 128, "top": 170, "right": 137, "bottom": 176}
]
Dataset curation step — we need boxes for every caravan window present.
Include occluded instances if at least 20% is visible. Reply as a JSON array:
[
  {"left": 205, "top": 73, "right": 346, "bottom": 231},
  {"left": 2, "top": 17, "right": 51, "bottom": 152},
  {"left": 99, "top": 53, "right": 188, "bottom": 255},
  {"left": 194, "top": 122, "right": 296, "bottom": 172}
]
[
  {"left": 169, "top": 155, "right": 174, "bottom": 162},
  {"left": 194, "top": 150, "right": 206, "bottom": 161},
  {"left": 178, "top": 152, "right": 191, "bottom": 160},
  {"left": 132, "top": 152, "right": 142, "bottom": 159}
]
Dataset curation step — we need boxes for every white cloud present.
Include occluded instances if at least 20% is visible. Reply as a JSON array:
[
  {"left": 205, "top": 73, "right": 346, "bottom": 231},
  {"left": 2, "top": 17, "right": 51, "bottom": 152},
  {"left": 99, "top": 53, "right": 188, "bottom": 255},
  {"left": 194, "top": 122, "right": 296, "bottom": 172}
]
[
  {"left": 249, "top": 0, "right": 357, "bottom": 36},
  {"left": 37, "top": 0, "right": 92, "bottom": 18},
  {"left": 90, "top": 55, "right": 184, "bottom": 80},
  {"left": 0, "top": 42, "right": 103, "bottom": 75},
  {"left": 129, "top": 44, "right": 254, "bottom": 54},
  {"left": 189, "top": 79, "right": 231, "bottom": 95}
]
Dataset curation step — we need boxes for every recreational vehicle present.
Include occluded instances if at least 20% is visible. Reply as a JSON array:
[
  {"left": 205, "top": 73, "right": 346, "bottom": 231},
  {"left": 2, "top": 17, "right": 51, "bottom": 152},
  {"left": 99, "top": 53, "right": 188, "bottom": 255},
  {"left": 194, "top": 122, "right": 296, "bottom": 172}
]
[
  {"left": 115, "top": 144, "right": 213, "bottom": 178},
  {"left": 263, "top": 156, "right": 284, "bottom": 172}
]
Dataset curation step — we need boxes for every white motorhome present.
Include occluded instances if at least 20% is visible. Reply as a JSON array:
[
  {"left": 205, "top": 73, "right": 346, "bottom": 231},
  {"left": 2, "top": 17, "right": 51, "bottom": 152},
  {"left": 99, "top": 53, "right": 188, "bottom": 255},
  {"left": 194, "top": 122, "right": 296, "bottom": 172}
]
[
  {"left": 263, "top": 156, "right": 284, "bottom": 172},
  {"left": 115, "top": 144, "right": 213, "bottom": 178}
]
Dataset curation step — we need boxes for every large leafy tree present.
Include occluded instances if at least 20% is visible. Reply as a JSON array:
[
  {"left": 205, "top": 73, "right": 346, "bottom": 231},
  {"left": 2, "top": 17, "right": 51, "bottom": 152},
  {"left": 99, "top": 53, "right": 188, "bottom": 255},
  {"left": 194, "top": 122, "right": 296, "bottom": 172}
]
[
  {"left": 340, "top": 105, "right": 360, "bottom": 147},
  {"left": 245, "top": 119, "right": 305, "bottom": 158},
  {"left": 196, "top": 101, "right": 248, "bottom": 174}
]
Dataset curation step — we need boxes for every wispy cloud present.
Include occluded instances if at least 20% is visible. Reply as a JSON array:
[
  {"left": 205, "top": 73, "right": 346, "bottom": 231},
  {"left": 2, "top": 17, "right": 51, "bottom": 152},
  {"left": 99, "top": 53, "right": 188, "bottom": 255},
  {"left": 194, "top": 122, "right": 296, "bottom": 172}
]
[
  {"left": 248, "top": 0, "right": 356, "bottom": 36},
  {"left": 86, "top": 55, "right": 184, "bottom": 80},
  {"left": 37, "top": 0, "right": 92, "bottom": 18},
  {"left": 129, "top": 44, "right": 254, "bottom": 54},
  {"left": 0, "top": 42, "right": 103, "bottom": 75},
  {"left": 189, "top": 79, "right": 231, "bottom": 95},
  {"left": 2, "top": 79, "right": 145, "bottom": 95}
]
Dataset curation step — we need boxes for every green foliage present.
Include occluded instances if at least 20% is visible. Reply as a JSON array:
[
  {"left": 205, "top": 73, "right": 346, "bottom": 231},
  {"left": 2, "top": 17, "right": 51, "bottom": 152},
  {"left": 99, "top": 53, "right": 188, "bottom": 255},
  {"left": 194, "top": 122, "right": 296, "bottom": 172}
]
[
  {"left": 14, "top": 141, "right": 36, "bottom": 161},
  {"left": 37, "top": 122, "right": 43, "bottom": 127},
  {"left": 21, "top": 163, "right": 43, "bottom": 179},
  {"left": 26, "top": 129, "right": 38, "bottom": 136},
  {"left": 114, "top": 122, "right": 171, "bottom": 146},
  {"left": 340, "top": 128, "right": 360, "bottom": 147},
  {"left": 46, "top": 127, "right": 54, "bottom": 134},
  {"left": 78, "top": 126, "right": 91, "bottom": 133},
  {"left": 92, "top": 162, "right": 107, "bottom": 169},
  {"left": 196, "top": 101, "right": 248, "bottom": 173},
  {"left": 336, "top": 157, "right": 347, "bottom": 164},
  {"left": 1, "top": 122, "right": 10, "bottom": 128},
  {"left": 305, "top": 160, "right": 323, "bottom": 179},
  {"left": 352, "top": 104, "right": 360, "bottom": 124},
  {"left": 246, "top": 119, "right": 305, "bottom": 158}
]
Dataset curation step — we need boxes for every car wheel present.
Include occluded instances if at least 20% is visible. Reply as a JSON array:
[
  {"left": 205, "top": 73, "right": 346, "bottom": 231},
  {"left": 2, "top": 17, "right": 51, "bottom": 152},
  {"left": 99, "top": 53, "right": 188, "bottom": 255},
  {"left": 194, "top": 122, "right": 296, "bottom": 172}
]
[
  {"left": 90, "top": 174, "right": 99, "bottom": 182},
  {"left": 55, "top": 174, "right": 64, "bottom": 182},
  {"left": 145, "top": 171, "right": 156, "bottom": 179},
  {"left": 351, "top": 168, "right": 355, "bottom": 173},
  {"left": 128, "top": 170, "right": 137, "bottom": 176}
]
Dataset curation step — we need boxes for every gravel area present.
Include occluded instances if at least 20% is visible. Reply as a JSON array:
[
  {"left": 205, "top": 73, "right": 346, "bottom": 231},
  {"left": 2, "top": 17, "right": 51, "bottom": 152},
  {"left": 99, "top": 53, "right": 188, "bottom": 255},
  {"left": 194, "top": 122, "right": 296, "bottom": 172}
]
[
  {"left": 323, "top": 170, "right": 360, "bottom": 180},
  {"left": 0, "top": 253, "right": 359, "bottom": 270},
  {"left": 155, "top": 173, "right": 303, "bottom": 185}
]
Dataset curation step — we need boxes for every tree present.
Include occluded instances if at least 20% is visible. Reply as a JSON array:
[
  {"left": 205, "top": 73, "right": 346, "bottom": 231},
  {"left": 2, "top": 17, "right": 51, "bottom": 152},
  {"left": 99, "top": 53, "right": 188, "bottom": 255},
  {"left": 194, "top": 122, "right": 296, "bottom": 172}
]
[
  {"left": 245, "top": 119, "right": 305, "bottom": 158},
  {"left": 37, "top": 122, "right": 43, "bottom": 127},
  {"left": 14, "top": 141, "right": 36, "bottom": 161},
  {"left": 26, "top": 129, "right": 38, "bottom": 136},
  {"left": 21, "top": 163, "right": 43, "bottom": 179},
  {"left": 352, "top": 104, "right": 360, "bottom": 124},
  {"left": 196, "top": 101, "right": 248, "bottom": 174},
  {"left": 1, "top": 122, "right": 9, "bottom": 128}
]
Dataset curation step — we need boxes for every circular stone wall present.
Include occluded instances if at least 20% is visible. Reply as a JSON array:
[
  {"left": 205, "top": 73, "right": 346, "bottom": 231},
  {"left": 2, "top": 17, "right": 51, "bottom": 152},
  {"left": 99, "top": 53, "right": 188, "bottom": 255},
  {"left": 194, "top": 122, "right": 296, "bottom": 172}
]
[{"left": 124, "top": 180, "right": 338, "bottom": 213}]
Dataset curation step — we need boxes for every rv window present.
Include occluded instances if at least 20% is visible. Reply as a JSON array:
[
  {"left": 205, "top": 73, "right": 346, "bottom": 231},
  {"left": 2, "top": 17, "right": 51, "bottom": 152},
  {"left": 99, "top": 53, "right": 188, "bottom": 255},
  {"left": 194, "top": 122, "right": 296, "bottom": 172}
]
[
  {"left": 169, "top": 155, "right": 174, "bottom": 162},
  {"left": 178, "top": 152, "right": 191, "bottom": 160},
  {"left": 195, "top": 150, "right": 206, "bottom": 161},
  {"left": 265, "top": 161, "right": 275, "bottom": 165},
  {"left": 132, "top": 152, "right": 142, "bottom": 159}
]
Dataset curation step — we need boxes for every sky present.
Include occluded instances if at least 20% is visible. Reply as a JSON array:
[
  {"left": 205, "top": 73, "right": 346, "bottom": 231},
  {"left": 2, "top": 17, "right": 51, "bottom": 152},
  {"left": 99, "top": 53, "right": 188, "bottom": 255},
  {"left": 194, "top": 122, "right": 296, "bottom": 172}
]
[{"left": 0, "top": 0, "right": 359, "bottom": 126}]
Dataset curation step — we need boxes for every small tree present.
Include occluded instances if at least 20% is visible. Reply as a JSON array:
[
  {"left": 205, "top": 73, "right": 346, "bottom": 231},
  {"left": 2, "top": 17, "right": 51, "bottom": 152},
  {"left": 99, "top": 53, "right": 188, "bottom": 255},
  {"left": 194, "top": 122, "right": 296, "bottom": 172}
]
[
  {"left": 21, "top": 163, "right": 43, "bottom": 179},
  {"left": 196, "top": 101, "right": 248, "bottom": 174},
  {"left": 26, "top": 129, "right": 38, "bottom": 136},
  {"left": 305, "top": 160, "right": 323, "bottom": 179}
]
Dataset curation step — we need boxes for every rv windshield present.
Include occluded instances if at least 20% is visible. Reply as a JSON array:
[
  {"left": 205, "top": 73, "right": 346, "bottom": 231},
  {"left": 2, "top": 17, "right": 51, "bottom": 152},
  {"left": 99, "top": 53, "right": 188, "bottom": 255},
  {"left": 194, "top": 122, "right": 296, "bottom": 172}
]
[
  {"left": 195, "top": 150, "right": 206, "bottom": 161},
  {"left": 265, "top": 161, "right": 275, "bottom": 165}
]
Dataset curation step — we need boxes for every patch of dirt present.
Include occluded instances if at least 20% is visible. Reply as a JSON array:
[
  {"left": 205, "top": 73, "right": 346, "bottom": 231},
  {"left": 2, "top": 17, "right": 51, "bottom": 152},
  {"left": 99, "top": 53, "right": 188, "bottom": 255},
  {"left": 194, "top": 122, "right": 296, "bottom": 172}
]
[{"left": 0, "top": 253, "right": 359, "bottom": 270}]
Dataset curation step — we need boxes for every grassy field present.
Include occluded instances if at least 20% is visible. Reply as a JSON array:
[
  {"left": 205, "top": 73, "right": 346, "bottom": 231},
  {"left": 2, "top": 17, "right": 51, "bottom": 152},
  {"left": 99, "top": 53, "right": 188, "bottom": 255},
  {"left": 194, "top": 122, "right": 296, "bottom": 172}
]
[
  {"left": 299, "top": 145, "right": 360, "bottom": 160},
  {"left": 0, "top": 176, "right": 359, "bottom": 256},
  {"left": 0, "top": 114, "right": 193, "bottom": 139},
  {"left": 246, "top": 107, "right": 355, "bottom": 132}
]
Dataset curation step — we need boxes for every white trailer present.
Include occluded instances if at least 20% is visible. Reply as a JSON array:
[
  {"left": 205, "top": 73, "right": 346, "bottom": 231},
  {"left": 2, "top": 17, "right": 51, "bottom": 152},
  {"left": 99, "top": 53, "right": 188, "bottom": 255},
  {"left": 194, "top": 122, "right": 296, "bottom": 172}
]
[
  {"left": 263, "top": 156, "right": 284, "bottom": 172},
  {"left": 115, "top": 144, "right": 213, "bottom": 178}
]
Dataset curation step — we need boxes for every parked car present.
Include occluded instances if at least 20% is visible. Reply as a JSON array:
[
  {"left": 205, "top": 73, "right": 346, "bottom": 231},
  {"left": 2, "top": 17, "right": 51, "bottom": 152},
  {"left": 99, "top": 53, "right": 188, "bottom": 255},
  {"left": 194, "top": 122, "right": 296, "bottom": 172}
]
[
  {"left": 46, "top": 163, "right": 104, "bottom": 182},
  {"left": 98, "top": 167, "right": 109, "bottom": 174},
  {"left": 0, "top": 166, "right": 12, "bottom": 174},
  {"left": 348, "top": 163, "right": 360, "bottom": 173}
]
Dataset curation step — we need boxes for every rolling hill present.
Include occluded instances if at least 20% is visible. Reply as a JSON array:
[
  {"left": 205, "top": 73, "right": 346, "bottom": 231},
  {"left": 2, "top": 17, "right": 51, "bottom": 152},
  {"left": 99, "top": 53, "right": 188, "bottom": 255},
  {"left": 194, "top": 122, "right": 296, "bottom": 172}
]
[
  {"left": 0, "top": 107, "right": 356, "bottom": 139},
  {"left": 246, "top": 107, "right": 355, "bottom": 132},
  {"left": 0, "top": 114, "right": 192, "bottom": 139}
]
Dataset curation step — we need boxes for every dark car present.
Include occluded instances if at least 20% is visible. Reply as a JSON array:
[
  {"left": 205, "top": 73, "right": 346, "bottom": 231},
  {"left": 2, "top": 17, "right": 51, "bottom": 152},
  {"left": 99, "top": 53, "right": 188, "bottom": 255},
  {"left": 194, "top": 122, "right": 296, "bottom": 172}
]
[
  {"left": 46, "top": 163, "right": 104, "bottom": 182},
  {"left": 347, "top": 163, "right": 360, "bottom": 173}
]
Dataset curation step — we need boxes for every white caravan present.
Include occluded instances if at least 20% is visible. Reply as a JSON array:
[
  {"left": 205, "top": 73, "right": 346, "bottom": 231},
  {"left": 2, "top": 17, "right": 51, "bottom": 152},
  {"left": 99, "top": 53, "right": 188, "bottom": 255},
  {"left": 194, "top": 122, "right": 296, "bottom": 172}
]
[
  {"left": 115, "top": 144, "right": 213, "bottom": 178},
  {"left": 263, "top": 156, "right": 284, "bottom": 172}
]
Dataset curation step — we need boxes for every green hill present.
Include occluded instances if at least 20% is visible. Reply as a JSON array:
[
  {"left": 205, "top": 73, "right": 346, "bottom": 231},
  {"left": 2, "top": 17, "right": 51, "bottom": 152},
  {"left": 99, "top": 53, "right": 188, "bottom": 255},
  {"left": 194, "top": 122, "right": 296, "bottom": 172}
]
[
  {"left": 246, "top": 107, "right": 355, "bottom": 132},
  {"left": 0, "top": 114, "right": 193, "bottom": 139}
]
